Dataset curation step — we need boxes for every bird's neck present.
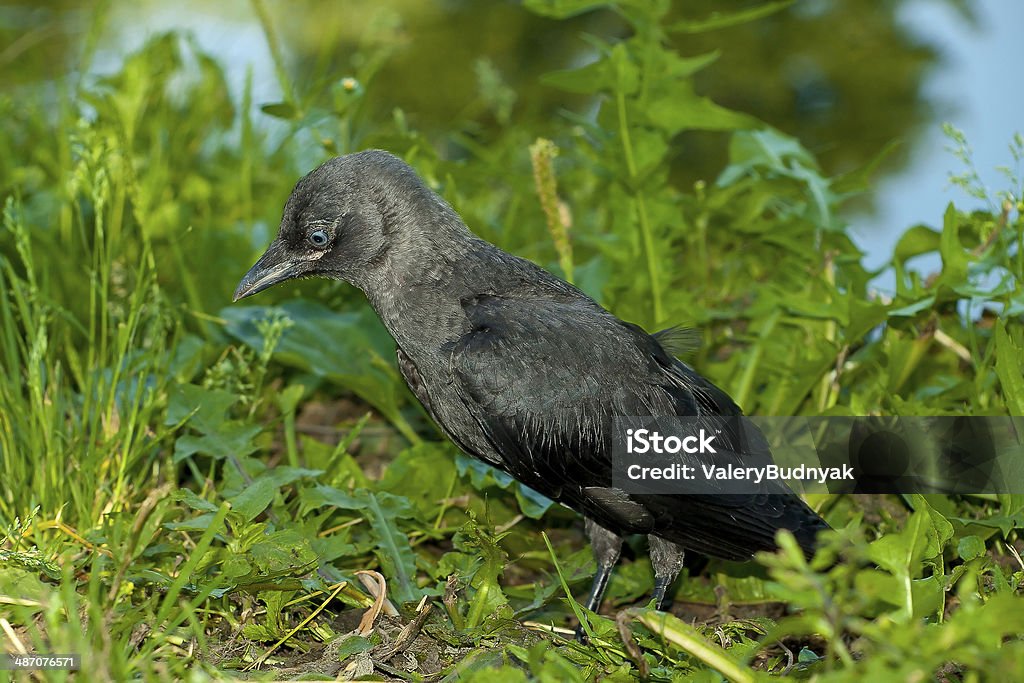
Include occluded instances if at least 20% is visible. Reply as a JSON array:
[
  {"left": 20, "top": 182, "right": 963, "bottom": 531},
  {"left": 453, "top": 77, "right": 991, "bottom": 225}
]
[{"left": 360, "top": 218, "right": 480, "bottom": 355}]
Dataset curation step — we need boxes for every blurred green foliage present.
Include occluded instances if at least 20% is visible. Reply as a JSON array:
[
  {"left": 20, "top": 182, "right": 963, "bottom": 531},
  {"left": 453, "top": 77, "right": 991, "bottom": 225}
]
[
  {"left": 2, "top": 0, "right": 969, "bottom": 185},
  {"left": 1, "top": 0, "right": 1022, "bottom": 680}
]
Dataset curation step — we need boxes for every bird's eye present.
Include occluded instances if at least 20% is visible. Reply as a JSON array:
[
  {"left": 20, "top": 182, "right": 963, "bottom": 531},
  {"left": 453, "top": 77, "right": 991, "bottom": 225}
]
[{"left": 308, "top": 229, "right": 329, "bottom": 248}]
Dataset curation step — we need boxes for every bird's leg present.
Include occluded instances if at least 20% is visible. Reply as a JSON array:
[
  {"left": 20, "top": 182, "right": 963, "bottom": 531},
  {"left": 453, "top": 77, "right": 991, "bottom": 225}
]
[
  {"left": 648, "top": 535, "right": 686, "bottom": 611},
  {"left": 575, "top": 518, "right": 623, "bottom": 643}
]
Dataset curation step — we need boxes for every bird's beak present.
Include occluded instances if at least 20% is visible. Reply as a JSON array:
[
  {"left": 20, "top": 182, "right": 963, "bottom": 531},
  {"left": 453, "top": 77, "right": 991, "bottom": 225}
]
[{"left": 233, "top": 241, "right": 300, "bottom": 301}]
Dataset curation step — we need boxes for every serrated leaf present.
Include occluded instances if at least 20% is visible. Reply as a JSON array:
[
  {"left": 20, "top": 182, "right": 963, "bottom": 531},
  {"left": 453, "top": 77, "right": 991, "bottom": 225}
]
[
  {"left": 173, "top": 422, "right": 262, "bottom": 462},
  {"left": 957, "top": 535, "right": 986, "bottom": 561},
  {"left": 172, "top": 488, "right": 219, "bottom": 513},
  {"left": 540, "top": 43, "right": 639, "bottom": 96},
  {"left": 440, "top": 519, "right": 510, "bottom": 629},
  {"left": 646, "top": 85, "right": 757, "bottom": 134},
  {"left": 302, "top": 486, "right": 420, "bottom": 603},
  {"left": 938, "top": 203, "right": 969, "bottom": 283}
]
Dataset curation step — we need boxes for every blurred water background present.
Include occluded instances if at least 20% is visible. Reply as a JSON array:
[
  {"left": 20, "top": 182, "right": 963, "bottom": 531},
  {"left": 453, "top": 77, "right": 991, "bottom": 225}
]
[{"left": 3, "top": 0, "right": 1022, "bottom": 291}]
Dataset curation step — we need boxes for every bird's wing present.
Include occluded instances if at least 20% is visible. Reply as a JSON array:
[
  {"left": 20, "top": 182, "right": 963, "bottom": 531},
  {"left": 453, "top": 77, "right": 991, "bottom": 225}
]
[
  {"left": 398, "top": 345, "right": 504, "bottom": 466},
  {"left": 446, "top": 293, "right": 827, "bottom": 559},
  {"left": 447, "top": 294, "right": 685, "bottom": 483}
]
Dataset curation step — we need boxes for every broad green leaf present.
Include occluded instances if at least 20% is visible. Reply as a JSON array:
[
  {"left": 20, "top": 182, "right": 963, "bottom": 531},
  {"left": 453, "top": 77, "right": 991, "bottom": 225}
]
[
  {"left": 379, "top": 442, "right": 459, "bottom": 517},
  {"left": 868, "top": 510, "right": 936, "bottom": 575},
  {"left": 240, "top": 530, "right": 319, "bottom": 583},
  {"left": 361, "top": 491, "right": 420, "bottom": 603},
  {"left": 887, "top": 295, "right": 935, "bottom": 317},
  {"left": 454, "top": 453, "right": 553, "bottom": 518},
  {"left": 893, "top": 225, "right": 941, "bottom": 264},
  {"left": 957, "top": 535, "right": 985, "bottom": 561},
  {"left": 905, "top": 493, "right": 955, "bottom": 558},
  {"left": 646, "top": 85, "right": 757, "bottom": 134},
  {"left": 166, "top": 383, "right": 239, "bottom": 432},
  {"left": 335, "top": 635, "right": 374, "bottom": 659},
  {"left": 229, "top": 466, "right": 322, "bottom": 522},
  {"left": 725, "top": 128, "right": 818, "bottom": 172},
  {"left": 0, "top": 567, "right": 54, "bottom": 610}
]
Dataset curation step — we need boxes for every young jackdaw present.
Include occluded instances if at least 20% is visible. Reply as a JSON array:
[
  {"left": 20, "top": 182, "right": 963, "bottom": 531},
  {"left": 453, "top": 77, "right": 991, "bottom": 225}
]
[{"left": 234, "top": 150, "right": 829, "bottom": 633}]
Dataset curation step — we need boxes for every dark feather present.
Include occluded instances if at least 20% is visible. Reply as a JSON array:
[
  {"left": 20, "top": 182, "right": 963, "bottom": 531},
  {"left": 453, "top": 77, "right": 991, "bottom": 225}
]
[{"left": 652, "top": 325, "right": 701, "bottom": 358}]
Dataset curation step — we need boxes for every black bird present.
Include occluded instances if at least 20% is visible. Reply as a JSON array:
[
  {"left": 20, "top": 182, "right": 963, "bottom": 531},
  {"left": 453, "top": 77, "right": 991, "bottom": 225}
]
[{"left": 234, "top": 150, "right": 829, "bottom": 631}]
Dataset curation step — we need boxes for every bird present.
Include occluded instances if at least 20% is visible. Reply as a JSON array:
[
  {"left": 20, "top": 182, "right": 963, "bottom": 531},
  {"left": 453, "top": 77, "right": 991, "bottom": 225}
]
[{"left": 233, "top": 149, "right": 830, "bottom": 636}]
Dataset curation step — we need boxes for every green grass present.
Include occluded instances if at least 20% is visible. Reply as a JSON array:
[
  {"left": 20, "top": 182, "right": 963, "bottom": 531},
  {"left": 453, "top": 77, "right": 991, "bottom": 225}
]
[{"left": 1, "top": 1, "right": 1024, "bottom": 680}]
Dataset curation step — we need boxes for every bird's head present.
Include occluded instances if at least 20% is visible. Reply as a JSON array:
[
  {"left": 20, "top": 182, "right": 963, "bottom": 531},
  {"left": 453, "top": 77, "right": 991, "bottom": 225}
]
[{"left": 233, "top": 149, "right": 441, "bottom": 301}]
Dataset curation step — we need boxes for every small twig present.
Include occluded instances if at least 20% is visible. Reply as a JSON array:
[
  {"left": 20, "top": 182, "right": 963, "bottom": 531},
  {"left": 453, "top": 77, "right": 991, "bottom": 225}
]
[
  {"left": 375, "top": 597, "right": 433, "bottom": 661},
  {"left": 933, "top": 328, "right": 972, "bottom": 364},
  {"left": 522, "top": 621, "right": 576, "bottom": 637},
  {"left": 777, "top": 639, "right": 796, "bottom": 676},
  {"left": 1006, "top": 542, "right": 1024, "bottom": 573},
  {"left": 442, "top": 574, "right": 461, "bottom": 629},
  {"left": 0, "top": 618, "right": 27, "bottom": 653},
  {"left": 318, "top": 517, "right": 364, "bottom": 536},
  {"left": 0, "top": 618, "right": 44, "bottom": 682},
  {"left": 616, "top": 610, "right": 649, "bottom": 679},
  {"left": 829, "top": 344, "right": 850, "bottom": 401},
  {"left": 495, "top": 514, "right": 524, "bottom": 535}
]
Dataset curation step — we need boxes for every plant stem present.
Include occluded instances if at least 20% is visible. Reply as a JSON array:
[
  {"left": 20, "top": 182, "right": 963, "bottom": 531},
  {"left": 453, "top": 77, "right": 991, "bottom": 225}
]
[
  {"left": 251, "top": 0, "right": 297, "bottom": 109},
  {"left": 616, "top": 90, "right": 663, "bottom": 323},
  {"left": 734, "top": 308, "right": 780, "bottom": 408}
]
